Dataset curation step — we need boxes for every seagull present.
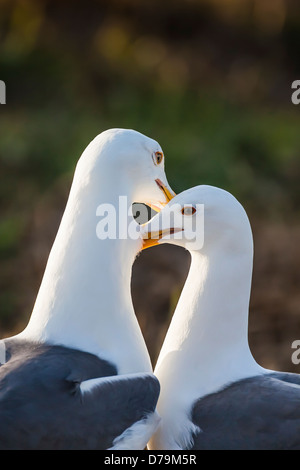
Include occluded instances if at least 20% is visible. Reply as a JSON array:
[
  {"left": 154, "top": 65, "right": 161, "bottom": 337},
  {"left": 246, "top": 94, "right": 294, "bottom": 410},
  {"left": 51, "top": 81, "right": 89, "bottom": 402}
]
[
  {"left": 142, "top": 185, "right": 300, "bottom": 450},
  {"left": 0, "top": 128, "right": 175, "bottom": 450}
]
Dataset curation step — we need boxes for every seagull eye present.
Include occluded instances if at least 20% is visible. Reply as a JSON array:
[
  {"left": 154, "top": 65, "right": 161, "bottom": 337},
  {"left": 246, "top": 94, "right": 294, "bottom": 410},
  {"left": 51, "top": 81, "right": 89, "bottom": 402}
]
[
  {"left": 153, "top": 151, "right": 164, "bottom": 165},
  {"left": 181, "top": 206, "right": 196, "bottom": 216}
]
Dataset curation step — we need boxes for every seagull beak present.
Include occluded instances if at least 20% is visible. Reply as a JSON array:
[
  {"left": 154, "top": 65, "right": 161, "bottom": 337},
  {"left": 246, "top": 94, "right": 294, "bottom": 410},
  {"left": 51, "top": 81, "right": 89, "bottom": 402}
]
[
  {"left": 155, "top": 179, "right": 176, "bottom": 202},
  {"left": 141, "top": 228, "right": 183, "bottom": 250},
  {"left": 148, "top": 179, "right": 175, "bottom": 212},
  {"left": 141, "top": 229, "right": 163, "bottom": 250}
]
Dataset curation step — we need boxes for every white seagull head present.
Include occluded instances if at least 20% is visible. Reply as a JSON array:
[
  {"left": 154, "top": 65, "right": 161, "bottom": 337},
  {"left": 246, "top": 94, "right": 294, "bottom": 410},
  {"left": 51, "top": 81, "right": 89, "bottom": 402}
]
[
  {"left": 74, "top": 128, "right": 175, "bottom": 210},
  {"left": 141, "top": 185, "right": 252, "bottom": 255}
]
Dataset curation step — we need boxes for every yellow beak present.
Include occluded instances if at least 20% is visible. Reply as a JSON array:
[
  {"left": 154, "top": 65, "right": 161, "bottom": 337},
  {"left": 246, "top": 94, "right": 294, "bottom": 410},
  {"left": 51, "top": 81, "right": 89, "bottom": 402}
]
[
  {"left": 146, "top": 179, "right": 176, "bottom": 213},
  {"left": 155, "top": 178, "right": 176, "bottom": 206},
  {"left": 142, "top": 238, "right": 160, "bottom": 250},
  {"left": 141, "top": 180, "right": 176, "bottom": 250},
  {"left": 142, "top": 230, "right": 164, "bottom": 250},
  {"left": 141, "top": 228, "right": 183, "bottom": 251}
]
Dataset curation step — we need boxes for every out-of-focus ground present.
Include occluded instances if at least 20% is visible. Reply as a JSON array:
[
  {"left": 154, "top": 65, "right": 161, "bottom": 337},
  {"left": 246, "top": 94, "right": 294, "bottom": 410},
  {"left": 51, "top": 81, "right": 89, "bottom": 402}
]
[{"left": 1, "top": 0, "right": 300, "bottom": 373}]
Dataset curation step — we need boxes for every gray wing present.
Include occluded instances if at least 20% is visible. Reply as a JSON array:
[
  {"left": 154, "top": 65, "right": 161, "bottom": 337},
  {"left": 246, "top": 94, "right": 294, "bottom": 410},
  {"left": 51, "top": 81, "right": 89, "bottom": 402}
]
[
  {"left": 191, "top": 373, "right": 300, "bottom": 450},
  {"left": 77, "top": 373, "right": 160, "bottom": 449},
  {"left": 0, "top": 339, "right": 159, "bottom": 449}
]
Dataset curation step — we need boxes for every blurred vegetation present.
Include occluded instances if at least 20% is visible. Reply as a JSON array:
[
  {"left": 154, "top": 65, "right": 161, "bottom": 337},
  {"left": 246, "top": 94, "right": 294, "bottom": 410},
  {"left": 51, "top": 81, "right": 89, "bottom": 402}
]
[{"left": 0, "top": 0, "right": 300, "bottom": 349}]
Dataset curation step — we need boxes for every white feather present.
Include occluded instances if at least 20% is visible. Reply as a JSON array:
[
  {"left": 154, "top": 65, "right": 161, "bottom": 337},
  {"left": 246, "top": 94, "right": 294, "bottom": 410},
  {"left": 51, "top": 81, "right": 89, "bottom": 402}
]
[
  {"left": 147, "top": 186, "right": 267, "bottom": 449},
  {"left": 109, "top": 411, "right": 161, "bottom": 450},
  {"left": 14, "top": 129, "right": 173, "bottom": 376}
]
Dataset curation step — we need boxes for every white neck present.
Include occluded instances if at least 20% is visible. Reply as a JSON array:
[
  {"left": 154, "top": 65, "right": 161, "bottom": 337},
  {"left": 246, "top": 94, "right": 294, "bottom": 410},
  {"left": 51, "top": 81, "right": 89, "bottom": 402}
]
[
  {"left": 151, "top": 241, "right": 265, "bottom": 449},
  {"left": 18, "top": 161, "right": 152, "bottom": 375}
]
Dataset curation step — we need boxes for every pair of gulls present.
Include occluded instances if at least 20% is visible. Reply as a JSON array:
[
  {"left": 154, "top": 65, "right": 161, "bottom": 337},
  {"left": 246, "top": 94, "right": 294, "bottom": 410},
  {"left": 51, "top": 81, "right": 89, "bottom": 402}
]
[{"left": 1, "top": 129, "right": 300, "bottom": 450}]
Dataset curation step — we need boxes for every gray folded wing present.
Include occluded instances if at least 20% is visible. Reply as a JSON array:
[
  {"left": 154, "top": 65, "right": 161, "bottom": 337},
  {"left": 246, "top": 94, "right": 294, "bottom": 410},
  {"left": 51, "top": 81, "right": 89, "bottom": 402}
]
[
  {"left": 0, "top": 339, "right": 159, "bottom": 449},
  {"left": 191, "top": 372, "right": 300, "bottom": 450}
]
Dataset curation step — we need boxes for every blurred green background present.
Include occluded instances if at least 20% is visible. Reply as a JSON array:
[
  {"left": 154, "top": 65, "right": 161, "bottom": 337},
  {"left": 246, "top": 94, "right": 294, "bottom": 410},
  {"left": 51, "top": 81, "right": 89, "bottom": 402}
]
[{"left": 1, "top": 0, "right": 300, "bottom": 370}]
